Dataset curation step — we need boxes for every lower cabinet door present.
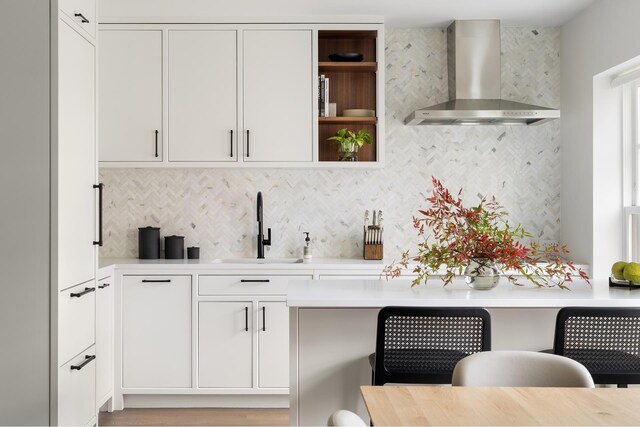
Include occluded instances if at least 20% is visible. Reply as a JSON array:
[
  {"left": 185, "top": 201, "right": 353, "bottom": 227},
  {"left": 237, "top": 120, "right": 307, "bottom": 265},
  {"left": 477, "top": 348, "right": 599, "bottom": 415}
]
[
  {"left": 58, "top": 346, "right": 96, "bottom": 426},
  {"left": 58, "top": 280, "right": 96, "bottom": 367},
  {"left": 198, "top": 301, "right": 252, "bottom": 388},
  {"left": 123, "top": 275, "right": 192, "bottom": 388},
  {"left": 258, "top": 301, "right": 289, "bottom": 388},
  {"left": 96, "top": 277, "right": 113, "bottom": 405}
]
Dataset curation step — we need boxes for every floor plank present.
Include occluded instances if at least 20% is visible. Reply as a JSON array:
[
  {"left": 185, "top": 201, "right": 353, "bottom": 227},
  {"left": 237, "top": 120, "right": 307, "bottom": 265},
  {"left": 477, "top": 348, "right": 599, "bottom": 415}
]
[{"left": 99, "top": 408, "right": 289, "bottom": 426}]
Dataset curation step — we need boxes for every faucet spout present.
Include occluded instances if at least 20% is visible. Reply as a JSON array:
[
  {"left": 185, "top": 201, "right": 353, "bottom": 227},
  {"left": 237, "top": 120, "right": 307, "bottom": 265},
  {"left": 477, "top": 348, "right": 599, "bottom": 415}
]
[{"left": 256, "top": 192, "right": 271, "bottom": 259}]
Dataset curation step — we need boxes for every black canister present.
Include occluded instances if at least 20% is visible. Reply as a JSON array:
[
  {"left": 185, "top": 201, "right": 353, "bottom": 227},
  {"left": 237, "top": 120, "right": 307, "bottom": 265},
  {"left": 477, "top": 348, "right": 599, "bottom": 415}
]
[
  {"left": 165, "top": 235, "right": 185, "bottom": 259},
  {"left": 138, "top": 226, "right": 160, "bottom": 259},
  {"left": 187, "top": 247, "right": 200, "bottom": 259}
]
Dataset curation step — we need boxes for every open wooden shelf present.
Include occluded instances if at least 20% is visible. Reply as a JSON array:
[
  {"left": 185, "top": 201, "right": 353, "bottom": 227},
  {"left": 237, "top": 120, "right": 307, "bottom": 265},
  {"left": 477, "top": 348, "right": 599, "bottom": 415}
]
[
  {"left": 318, "top": 29, "right": 379, "bottom": 163},
  {"left": 318, "top": 62, "right": 377, "bottom": 72},
  {"left": 319, "top": 116, "right": 377, "bottom": 125},
  {"left": 319, "top": 123, "right": 376, "bottom": 162}
]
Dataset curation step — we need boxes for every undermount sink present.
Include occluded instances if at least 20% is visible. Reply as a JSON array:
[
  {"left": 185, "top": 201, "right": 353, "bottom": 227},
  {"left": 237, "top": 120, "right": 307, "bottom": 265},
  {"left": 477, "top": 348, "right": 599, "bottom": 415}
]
[{"left": 215, "top": 258, "right": 304, "bottom": 264}]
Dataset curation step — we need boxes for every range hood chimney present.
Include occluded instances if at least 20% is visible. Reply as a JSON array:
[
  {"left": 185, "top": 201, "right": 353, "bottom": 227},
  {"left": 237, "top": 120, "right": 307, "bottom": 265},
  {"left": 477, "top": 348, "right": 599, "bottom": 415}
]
[{"left": 404, "top": 20, "right": 560, "bottom": 126}]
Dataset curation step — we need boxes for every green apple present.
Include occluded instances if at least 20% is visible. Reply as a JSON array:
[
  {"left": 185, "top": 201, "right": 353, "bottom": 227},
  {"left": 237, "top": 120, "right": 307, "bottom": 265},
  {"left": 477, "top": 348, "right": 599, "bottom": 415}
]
[
  {"left": 611, "top": 261, "right": 628, "bottom": 280},
  {"left": 623, "top": 262, "right": 640, "bottom": 283}
]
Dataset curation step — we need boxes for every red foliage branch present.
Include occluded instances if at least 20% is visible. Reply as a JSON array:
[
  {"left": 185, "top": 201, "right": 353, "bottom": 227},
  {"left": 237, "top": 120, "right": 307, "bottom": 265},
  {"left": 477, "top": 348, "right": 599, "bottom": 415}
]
[{"left": 384, "top": 177, "right": 590, "bottom": 289}]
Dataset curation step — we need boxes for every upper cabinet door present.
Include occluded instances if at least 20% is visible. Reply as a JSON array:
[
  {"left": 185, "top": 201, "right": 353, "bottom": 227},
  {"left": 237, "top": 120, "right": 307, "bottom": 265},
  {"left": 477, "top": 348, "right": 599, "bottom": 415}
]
[
  {"left": 168, "top": 30, "right": 238, "bottom": 162},
  {"left": 99, "top": 30, "right": 163, "bottom": 162},
  {"left": 243, "top": 30, "right": 313, "bottom": 162},
  {"left": 57, "top": 20, "right": 96, "bottom": 290}
]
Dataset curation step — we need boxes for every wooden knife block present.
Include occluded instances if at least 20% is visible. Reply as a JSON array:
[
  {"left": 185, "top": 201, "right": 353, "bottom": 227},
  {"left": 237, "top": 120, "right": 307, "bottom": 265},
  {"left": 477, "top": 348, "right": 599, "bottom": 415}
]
[{"left": 364, "top": 244, "right": 383, "bottom": 260}]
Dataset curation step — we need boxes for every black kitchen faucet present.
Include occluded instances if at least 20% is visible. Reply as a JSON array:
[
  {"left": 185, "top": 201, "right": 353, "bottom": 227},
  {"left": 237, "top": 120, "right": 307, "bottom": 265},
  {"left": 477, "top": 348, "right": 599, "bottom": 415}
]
[{"left": 256, "top": 191, "right": 271, "bottom": 259}]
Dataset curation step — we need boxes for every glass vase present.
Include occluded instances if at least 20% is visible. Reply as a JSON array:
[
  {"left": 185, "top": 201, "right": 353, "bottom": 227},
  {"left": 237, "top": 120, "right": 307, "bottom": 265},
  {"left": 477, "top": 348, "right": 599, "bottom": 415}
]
[
  {"left": 464, "top": 258, "right": 500, "bottom": 290},
  {"left": 338, "top": 142, "right": 358, "bottom": 161}
]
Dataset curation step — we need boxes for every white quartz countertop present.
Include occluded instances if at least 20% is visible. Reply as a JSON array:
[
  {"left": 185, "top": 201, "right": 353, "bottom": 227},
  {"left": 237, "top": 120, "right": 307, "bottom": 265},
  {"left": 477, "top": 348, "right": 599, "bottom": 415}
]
[
  {"left": 287, "top": 278, "right": 640, "bottom": 308},
  {"left": 99, "top": 257, "right": 389, "bottom": 270}
]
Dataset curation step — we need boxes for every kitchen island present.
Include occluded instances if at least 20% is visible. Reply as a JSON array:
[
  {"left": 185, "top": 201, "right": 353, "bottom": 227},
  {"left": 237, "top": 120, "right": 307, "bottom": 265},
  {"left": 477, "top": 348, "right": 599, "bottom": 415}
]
[{"left": 287, "top": 278, "right": 640, "bottom": 426}]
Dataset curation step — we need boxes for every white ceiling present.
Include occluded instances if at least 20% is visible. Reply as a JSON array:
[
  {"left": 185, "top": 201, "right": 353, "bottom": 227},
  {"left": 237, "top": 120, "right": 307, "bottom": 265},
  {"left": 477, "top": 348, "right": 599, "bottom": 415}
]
[{"left": 100, "top": 0, "right": 597, "bottom": 27}]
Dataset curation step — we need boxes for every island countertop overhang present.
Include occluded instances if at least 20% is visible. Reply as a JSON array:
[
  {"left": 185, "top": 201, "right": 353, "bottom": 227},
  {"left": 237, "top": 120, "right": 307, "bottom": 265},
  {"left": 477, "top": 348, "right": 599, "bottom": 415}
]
[{"left": 287, "top": 278, "right": 640, "bottom": 308}]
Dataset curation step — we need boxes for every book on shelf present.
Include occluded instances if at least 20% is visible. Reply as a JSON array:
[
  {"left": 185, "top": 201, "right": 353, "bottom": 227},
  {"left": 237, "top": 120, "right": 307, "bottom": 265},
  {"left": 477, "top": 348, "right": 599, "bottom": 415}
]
[
  {"left": 318, "top": 75, "right": 330, "bottom": 117},
  {"left": 318, "top": 75, "right": 324, "bottom": 117},
  {"left": 324, "top": 77, "right": 329, "bottom": 117}
]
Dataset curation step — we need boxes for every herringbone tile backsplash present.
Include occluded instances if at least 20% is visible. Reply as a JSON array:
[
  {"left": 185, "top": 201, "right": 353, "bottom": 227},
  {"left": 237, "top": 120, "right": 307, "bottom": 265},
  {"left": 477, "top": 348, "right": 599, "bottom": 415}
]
[{"left": 99, "top": 27, "right": 561, "bottom": 260}]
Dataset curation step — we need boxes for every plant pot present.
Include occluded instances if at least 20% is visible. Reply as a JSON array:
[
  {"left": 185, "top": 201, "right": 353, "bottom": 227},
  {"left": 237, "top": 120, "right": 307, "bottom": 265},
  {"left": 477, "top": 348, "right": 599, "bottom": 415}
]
[
  {"left": 464, "top": 258, "right": 500, "bottom": 290},
  {"left": 338, "top": 141, "right": 358, "bottom": 161}
]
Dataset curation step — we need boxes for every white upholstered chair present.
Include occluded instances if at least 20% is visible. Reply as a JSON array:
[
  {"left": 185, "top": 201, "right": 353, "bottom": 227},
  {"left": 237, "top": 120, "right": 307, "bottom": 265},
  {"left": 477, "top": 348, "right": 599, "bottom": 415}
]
[
  {"left": 452, "top": 350, "right": 595, "bottom": 387},
  {"left": 327, "top": 409, "right": 367, "bottom": 427}
]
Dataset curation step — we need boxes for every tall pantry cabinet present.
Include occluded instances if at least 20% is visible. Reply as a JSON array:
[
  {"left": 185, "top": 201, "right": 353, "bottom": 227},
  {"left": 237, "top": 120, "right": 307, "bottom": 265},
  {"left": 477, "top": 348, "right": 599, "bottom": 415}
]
[{"left": 0, "top": 0, "right": 99, "bottom": 425}]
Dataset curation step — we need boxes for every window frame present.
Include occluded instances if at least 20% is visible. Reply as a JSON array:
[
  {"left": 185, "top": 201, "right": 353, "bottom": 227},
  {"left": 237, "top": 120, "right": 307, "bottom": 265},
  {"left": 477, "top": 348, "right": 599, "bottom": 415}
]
[{"left": 623, "top": 80, "right": 640, "bottom": 261}]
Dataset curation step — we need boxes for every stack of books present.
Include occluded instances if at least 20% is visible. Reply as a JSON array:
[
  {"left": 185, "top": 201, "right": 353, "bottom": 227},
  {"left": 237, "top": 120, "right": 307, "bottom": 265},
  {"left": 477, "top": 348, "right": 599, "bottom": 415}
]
[{"left": 318, "top": 75, "right": 330, "bottom": 117}]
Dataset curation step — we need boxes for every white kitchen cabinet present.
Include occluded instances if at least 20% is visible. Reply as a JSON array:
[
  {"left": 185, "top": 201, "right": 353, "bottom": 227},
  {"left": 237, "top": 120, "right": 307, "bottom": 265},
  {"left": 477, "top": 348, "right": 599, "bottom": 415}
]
[
  {"left": 196, "top": 274, "right": 310, "bottom": 392},
  {"left": 199, "top": 301, "right": 253, "bottom": 388},
  {"left": 59, "top": 0, "right": 96, "bottom": 39},
  {"left": 58, "top": 19, "right": 96, "bottom": 291},
  {"left": 258, "top": 301, "right": 289, "bottom": 388},
  {"left": 168, "top": 30, "right": 238, "bottom": 162},
  {"left": 99, "top": 30, "right": 163, "bottom": 162},
  {"left": 122, "top": 275, "right": 191, "bottom": 388},
  {"left": 99, "top": 24, "right": 328, "bottom": 167},
  {"left": 96, "top": 277, "right": 113, "bottom": 407},
  {"left": 57, "top": 17, "right": 99, "bottom": 426},
  {"left": 58, "top": 346, "right": 97, "bottom": 427},
  {"left": 242, "top": 30, "right": 313, "bottom": 162}
]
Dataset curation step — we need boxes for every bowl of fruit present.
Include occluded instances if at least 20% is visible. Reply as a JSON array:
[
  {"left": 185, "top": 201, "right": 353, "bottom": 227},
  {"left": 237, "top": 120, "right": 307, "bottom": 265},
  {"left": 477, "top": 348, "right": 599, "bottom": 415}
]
[{"left": 610, "top": 261, "right": 640, "bottom": 288}]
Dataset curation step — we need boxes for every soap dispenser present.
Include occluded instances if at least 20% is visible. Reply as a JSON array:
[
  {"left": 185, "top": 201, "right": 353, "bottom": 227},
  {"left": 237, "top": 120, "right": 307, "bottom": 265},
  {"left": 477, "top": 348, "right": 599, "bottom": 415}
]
[{"left": 303, "top": 232, "right": 312, "bottom": 263}]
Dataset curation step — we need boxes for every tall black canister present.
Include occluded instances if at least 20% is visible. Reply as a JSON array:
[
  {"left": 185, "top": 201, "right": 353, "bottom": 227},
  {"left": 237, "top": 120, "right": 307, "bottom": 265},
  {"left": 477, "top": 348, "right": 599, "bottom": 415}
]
[
  {"left": 165, "top": 235, "right": 185, "bottom": 259},
  {"left": 138, "top": 226, "right": 160, "bottom": 259}
]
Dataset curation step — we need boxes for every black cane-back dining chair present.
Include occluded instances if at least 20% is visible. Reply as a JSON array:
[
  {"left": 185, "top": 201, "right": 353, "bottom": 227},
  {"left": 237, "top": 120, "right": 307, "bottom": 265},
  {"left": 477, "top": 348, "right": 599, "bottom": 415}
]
[
  {"left": 554, "top": 307, "right": 640, "bottom": 387},
  {"left": 370, "top": 306, "right": 491, "bottom": 385}
]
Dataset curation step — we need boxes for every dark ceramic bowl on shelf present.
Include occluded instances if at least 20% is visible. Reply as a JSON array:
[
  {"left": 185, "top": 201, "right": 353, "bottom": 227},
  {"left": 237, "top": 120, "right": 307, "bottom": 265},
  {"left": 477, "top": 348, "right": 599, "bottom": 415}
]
[{"left": 328, "top": 52, "right": 364, "bottom": 62}]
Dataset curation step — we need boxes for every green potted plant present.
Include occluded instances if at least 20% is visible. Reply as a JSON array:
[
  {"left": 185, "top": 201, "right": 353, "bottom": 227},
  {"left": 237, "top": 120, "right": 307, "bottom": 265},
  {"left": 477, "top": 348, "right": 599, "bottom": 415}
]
[
  {"left": 327, "top": 128, "right": 372, "bottom": 161},
  {"left": 385, "top": 177, "right": 590, "bottom": 290}
]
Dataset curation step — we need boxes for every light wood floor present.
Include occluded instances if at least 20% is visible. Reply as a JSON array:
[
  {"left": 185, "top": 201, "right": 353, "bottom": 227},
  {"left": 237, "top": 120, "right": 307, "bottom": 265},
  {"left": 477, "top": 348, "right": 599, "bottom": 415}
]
[{"left": 99, "top": 408, "right": 289, "bottom": 426}]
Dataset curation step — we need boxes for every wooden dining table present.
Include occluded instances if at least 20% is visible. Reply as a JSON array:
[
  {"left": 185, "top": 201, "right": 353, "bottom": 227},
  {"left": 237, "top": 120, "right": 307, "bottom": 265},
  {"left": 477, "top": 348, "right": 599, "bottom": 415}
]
[{"left": 361, "top": 385, "right": 640, "bottom": 426}]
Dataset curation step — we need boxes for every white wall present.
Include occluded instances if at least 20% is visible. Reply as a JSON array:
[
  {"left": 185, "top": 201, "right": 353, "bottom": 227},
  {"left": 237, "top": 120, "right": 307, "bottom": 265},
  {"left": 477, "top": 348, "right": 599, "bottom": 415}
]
[
  {"left": 0, "top": 1, "right": 51, "bottom": 424},
  {"left": 561, "top": 0, "right": 640, "bottom": 279}
]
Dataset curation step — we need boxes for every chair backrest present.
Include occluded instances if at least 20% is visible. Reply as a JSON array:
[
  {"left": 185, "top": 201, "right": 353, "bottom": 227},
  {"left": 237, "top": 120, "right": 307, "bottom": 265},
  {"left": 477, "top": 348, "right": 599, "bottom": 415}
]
[
  {"left": 452, "top": 350, "right": 595, "bottom": 387},
  {"left": 374, "top": 306, "right": 491, "bottom": 385},
  {"left": 327, "top": 410, "right": 366, "bottom": 427},
  {"left": 554, "top": 307, "right": 640, "bottom": 384}
]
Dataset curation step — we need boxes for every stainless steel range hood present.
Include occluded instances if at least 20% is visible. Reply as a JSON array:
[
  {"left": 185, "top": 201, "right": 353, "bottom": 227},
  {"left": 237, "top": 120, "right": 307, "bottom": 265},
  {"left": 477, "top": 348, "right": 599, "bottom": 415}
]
[{"left": 404, "top": 20, "right": 560, "bottom": 126}]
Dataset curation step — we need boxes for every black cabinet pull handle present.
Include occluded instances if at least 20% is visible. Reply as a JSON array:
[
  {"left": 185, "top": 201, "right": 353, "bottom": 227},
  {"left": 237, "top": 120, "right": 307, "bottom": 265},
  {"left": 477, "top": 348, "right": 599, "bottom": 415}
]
[
  {"left": 98, "top": 283, "right": 110, "bottom": 289},
  {"left": 71, "top": 355, "right": 95, "bottom": 370},
  {"left": 262, "top": 306, "right": 266, "bottom": 331},
  {"left": 154, "top": 130, "right": 159, "bottom": 158},
  {"left": 142, "top": 279, "right": 171, "bottom": 283},
  {"left": 244, "top": 307, "right": 249, "bottom": 332},
  {"left": 93, "top": 183, "right": 103, "bottom": 246},
  {"left": 240, "top": 279, "right": 270, "bottom": 283},
  {"left": 230, "top": 130, "right": 234, "bottom": 158},
  {"left": 246, "top": 130, "right": 250, "bottom": 158},
  {"left": 74, "top": 13, "right": 89, "bottom": 23},
  {"left": 70, "top": 287, "right": 95, "bottom": 298}
]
